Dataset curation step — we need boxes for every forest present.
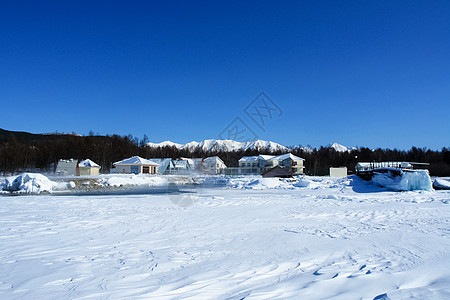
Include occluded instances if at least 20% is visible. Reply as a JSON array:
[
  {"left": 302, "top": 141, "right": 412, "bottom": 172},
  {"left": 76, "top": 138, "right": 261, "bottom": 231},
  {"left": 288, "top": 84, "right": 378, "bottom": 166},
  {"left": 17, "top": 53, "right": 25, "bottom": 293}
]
[{"left": 1, "top": 129, "right": 449, "bottom": 176}]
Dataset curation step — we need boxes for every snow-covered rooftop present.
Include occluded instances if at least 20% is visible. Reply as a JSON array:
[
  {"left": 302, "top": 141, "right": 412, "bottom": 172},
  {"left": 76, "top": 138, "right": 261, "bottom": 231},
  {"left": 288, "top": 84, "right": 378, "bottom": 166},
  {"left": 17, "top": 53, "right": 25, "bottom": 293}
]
[
  {"left": 270, "top": 153, "right": 305, "bottom": 161},
  {"left": 259, "top": 155, "right": 275, "bottom": 160},
  {"left": 239, "top": 155, "right": 276, "bottom": 162},
  {"left": 239, "top": 156, "right": 259, "bottom": 162},
  {"left": 113, "top": 156, "right": 159, "bottom": 166},
  {"left": 356, "top": 162, "right": 412, "bottom": 170},
  {"left": 78, "top": 159, "right": 101, "bottom": 168}
]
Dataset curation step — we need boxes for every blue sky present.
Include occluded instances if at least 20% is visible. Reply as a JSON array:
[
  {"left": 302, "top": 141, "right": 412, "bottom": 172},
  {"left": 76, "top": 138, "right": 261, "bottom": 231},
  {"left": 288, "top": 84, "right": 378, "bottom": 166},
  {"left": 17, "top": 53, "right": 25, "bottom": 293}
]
[{"left": 1, "top": 1, "right": 449, "bottom": 149}]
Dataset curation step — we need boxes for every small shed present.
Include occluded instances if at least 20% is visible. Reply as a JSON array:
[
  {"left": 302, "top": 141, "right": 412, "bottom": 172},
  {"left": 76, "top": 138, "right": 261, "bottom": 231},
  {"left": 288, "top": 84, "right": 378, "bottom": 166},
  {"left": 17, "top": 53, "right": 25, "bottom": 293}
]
[
  {"left": 262, "top": 166, "right": 293, "bottom": 178},
  {"left": 113, "top": 156, "right": 158, "bottom": 174},
  {"left": 330, "top": 167, "right": 348, "bottom": 177},
  {"left": 55, "top": 159, "right": 78, "bottom": 176},
  {"left": 78, "top": 159, "right": 101, "bottom": 176}
]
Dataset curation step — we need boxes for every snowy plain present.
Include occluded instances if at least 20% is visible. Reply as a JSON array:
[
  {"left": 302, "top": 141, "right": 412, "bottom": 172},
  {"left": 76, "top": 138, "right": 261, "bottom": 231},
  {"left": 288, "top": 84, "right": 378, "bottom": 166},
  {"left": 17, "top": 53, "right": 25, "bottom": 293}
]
[{"left": 1, "top": 175, "right": 450, "bottom": 299}]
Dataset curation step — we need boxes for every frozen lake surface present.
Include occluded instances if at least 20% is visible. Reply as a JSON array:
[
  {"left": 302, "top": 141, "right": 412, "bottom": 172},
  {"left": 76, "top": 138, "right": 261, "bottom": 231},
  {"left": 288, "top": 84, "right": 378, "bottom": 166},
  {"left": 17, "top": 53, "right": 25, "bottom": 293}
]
[{"left": 1, "top": 176, "right": 450, "bottom": 299}]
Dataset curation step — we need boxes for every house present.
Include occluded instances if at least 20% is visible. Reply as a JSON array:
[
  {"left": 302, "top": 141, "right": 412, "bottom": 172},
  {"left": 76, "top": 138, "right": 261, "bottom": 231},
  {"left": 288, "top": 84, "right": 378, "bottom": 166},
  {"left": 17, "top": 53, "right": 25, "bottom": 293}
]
[
  {"left": 202, "top": 156, "right": 227, "bottom": 175},
  {"left": 187, "top": 158, "right": 205, "bottom": 172},
  {"left": 238, "top": 155, "right": 275, "bottom": 174},
  {"left": 329, "top": 167, "right": 347, "bottom": 177},
  {"left": 150, "top": 158, "right": 175, "bottom": 175},
  {"left": 262, "top": 166, "right": 293, "bottom": 178},
  {"left": 112, "top": 156, "right": 158, "bottom": 174},
  {"left": 78, "top": 159, "right": 101, "bottom": 176},
  {"left": 267, "top": 153, "right": 305, "bottom": 175},
  {"left": 172, "top": 159, "right": 192, "bottom": 174},
  {"left": 178, "top": 157, "right": 226, "bottom": 175},
  {"left": 55, "top": 159, "right": 78, "bottom": 176},
  {"left": 149, "top": 158, "right": 193, "bottom": 175}
]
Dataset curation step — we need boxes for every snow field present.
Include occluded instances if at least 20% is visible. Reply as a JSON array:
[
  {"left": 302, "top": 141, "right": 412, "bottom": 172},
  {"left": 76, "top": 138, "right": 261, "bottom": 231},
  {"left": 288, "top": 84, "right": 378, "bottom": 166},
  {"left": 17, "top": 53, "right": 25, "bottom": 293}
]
[{"left": 1, "top": 179, "right": 449, "bottom": 299}]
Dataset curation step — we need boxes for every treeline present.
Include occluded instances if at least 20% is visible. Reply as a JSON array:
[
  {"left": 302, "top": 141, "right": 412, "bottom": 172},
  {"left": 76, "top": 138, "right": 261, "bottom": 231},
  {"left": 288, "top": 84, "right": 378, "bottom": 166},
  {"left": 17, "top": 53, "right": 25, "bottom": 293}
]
[
  {"left": 1, "top": 129, "right": 449, "bottom": 176},
  {"left": 291, "top": 147, "right": 450, "bottom": 176}
]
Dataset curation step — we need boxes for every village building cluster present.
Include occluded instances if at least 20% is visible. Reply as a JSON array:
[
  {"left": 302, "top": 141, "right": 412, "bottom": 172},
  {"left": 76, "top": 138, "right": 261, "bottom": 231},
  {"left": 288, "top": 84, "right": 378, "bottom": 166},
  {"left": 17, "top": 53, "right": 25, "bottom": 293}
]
[{"left": 54, "top": 153, "right": 306, "bottom": 177}]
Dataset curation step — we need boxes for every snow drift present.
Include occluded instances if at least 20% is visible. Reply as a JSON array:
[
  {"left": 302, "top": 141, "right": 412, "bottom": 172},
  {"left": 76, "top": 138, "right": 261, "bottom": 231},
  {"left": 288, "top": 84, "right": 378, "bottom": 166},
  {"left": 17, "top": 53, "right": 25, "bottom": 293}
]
[
  {"left": 433, "top": 178, "right": 450, "bottom": 190},
  {"left": 1, "top": 173, "right": 57, "bottom": 194}
]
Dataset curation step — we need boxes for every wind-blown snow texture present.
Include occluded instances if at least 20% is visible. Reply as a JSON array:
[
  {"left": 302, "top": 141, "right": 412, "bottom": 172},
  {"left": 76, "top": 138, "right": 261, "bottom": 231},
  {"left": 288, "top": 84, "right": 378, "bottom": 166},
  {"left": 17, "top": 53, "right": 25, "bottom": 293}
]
[{"left": 1, "top": 176, "right": 450, "bottom": 299}]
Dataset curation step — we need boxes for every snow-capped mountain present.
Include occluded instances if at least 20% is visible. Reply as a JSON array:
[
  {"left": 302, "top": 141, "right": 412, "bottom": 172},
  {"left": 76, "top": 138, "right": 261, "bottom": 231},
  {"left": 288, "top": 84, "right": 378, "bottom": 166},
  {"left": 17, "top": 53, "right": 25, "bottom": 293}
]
[
  {"left": 147, "top": 139, "right": 357, "bottom": 153},
  {"left": 327, "top": 142, "right": 357, "bottom": 152},
  {"left": 147, "top": 139, "right": 289, "bottom": 153},
  {"left": 146, "top": 141, "right": 184, "bottom": 148}
]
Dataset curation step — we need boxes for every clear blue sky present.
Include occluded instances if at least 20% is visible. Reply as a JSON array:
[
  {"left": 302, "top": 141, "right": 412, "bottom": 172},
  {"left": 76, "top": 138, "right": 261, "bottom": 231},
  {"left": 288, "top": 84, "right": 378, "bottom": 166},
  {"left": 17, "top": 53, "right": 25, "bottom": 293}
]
[{"left": 1, "top": 0, "right": 449, "bottom": 149}]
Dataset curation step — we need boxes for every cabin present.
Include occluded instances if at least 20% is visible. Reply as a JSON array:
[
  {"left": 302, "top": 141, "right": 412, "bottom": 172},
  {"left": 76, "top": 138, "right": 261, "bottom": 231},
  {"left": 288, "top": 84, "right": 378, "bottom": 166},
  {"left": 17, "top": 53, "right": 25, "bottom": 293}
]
[
  {"left": 112, "top": 156, "right": 158, "bottom": 174},
  {"left": 55, "top": 159, "right": 78, "bottom": 176},
  {"left": 78, "top": 159, "right": 101, "bottom": 176}
]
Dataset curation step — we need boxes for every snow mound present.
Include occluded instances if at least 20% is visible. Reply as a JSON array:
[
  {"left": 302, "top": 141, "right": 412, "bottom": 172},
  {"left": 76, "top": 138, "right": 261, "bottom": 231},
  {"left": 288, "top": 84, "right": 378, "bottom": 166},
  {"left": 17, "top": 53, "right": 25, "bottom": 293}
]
[
  {"left": 217, "top": 176, "right": 309, "bottom": 190},
  {"left": 372, "top": 170, "right": 433, "bottom": 191},
  {"left": 104, "top": 174, "right": 169, "bottom": 187},
  {"left": 433, "top": 178, "right": 450, "bottom": 190},
  {"left": 1, "top": 173, "right": 57, "bottom": 194}
]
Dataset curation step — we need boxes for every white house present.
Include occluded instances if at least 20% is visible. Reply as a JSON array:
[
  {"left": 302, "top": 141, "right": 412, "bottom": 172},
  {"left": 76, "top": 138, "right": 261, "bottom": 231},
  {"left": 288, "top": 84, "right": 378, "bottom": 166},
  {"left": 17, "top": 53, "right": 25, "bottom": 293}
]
[
  {"left": 112, "top": 156, "right": 158, "bottom": 174},
  {"left": 78, "top": 159, "right": 101, "bottom": 176}
]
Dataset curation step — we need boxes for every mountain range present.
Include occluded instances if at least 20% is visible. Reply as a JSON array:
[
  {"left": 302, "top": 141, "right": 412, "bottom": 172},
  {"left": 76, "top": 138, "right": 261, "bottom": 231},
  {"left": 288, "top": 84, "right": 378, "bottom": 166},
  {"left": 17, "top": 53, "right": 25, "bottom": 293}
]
[{"left": 147, "top": 139, "right": 356, "bottom": 153}]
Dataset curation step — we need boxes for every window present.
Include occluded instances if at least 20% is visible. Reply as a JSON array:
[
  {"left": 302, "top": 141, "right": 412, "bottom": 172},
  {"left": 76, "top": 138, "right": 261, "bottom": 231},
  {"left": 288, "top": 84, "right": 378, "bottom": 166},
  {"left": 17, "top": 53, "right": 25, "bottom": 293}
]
[
  {"left": 131, "top": 166, "right": 139, "bottom": 174},
  {"left": 143, "top": 166, "right": 150, "bottom": 174}
]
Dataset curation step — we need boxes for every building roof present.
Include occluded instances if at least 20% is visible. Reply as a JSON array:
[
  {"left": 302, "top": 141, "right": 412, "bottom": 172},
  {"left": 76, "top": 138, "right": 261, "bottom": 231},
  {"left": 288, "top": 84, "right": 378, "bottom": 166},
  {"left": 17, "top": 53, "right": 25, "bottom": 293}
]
[
  {"left": 78, "top": 159, "right": 101, "bottom": 168},
  {"left": 356, "top": 162, "right": 412, "bottom": 169},
  {"left": 259, "top": 155, "right": 275, "bottom": 160},
  {"left": 270, "top": 153, "right": 305, "bottom": 161},
  {"left": 239, "top": 156, "right": 259, "bottom": 162},
  {"left": 149, "top": 158, "right": 172, "bottom": 173},
  {"left": 113, "top": 156, "right": 159, "bottom": 166},
  {"left": 173, "top": 160, "right": 191, "bottom": 169},
  {"left": 55, "top": 159, "right": 78, "bottom": 175},
  {"left": 239, "top": 154, "right": 275, "bottom": 162},
  {"left": 203, "top": 156, "right": 225, "bottom": 164}
]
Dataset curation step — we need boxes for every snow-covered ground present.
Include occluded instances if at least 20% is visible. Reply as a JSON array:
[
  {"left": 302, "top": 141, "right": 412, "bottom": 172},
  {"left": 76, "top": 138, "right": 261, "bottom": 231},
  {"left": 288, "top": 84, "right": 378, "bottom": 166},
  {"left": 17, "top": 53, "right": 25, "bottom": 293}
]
[{"left": 1, "top": 176, "right": 450, "bottom": 299}]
